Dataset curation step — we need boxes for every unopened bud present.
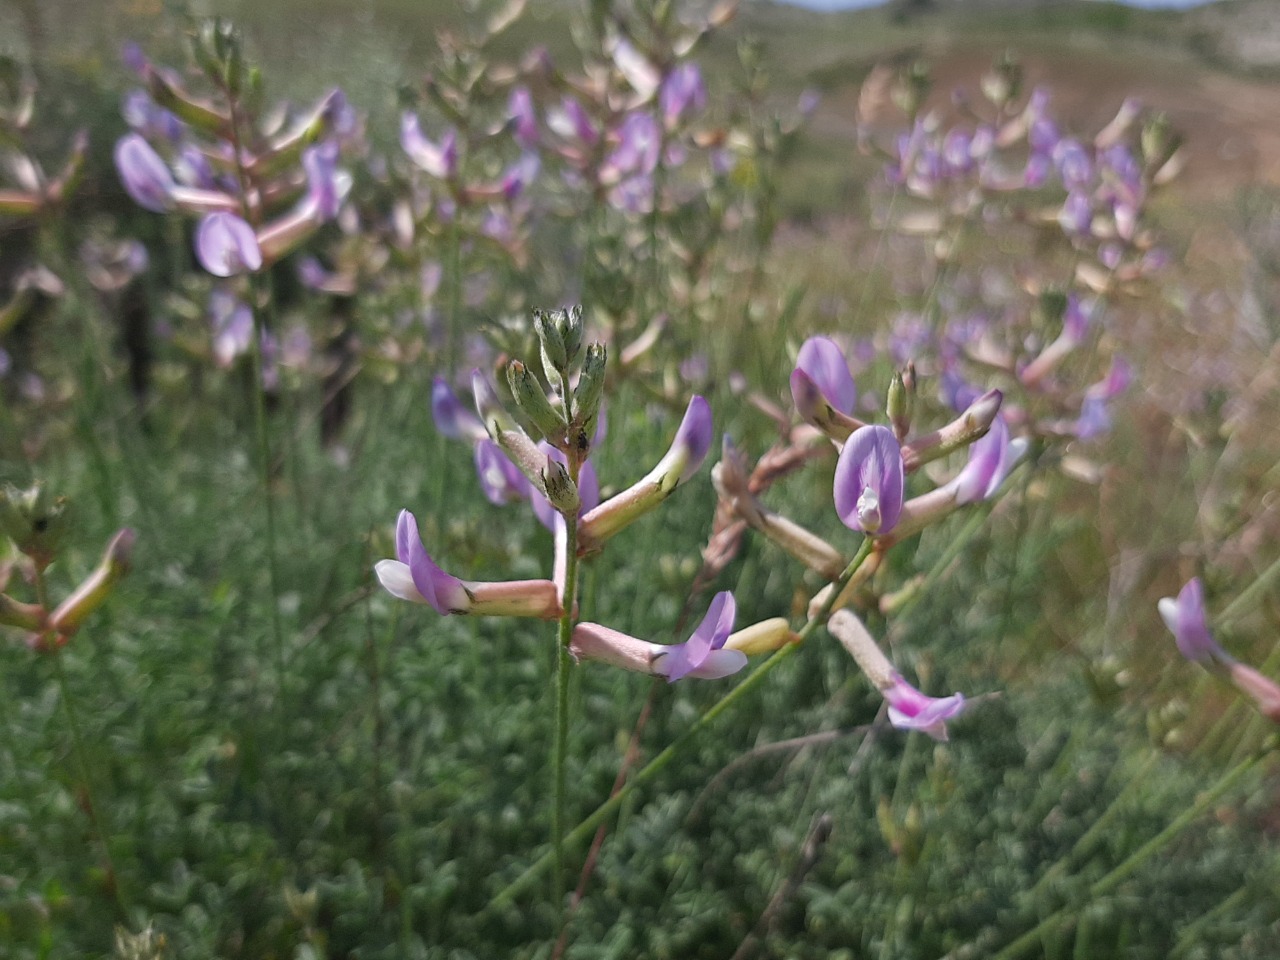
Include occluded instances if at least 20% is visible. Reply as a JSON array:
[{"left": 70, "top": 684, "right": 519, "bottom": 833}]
[
  {"left": 1141, "top": 113, "right": 1181, "bottom": 173},
  {"left": 542, "top": 460, "right": 581, "bottom": 517},
  {"left": 557, "top": 304, "right": 584, "bottom": 362},
  {"left": 47, "top": 528, "right": 135, "bottom": 637},
  {"left": 892, "top": 61, "right": 931, "bottom": 119},
  {"left": 507, "top": 359, "right": 566, "bottom": 440},
  {"left": 0, "top": 482, "right": 70, "bottom": 569},
  {"left": 472, "top": 368, "right": 520, "bottom": 437},
  {"left": 980, "top": 52, "right": 1021, "bottom": 108},
  {"left": 724, "top": 618, "right": 798, "bottom": 656},
  {"left": 886, "top": 371, "right": 913, "bottom": 443},
  {"left": 533, "top": 308, "right": 568, "bottom": 371},
  {"left": 572, "top": 342, "right": 607, "bottom": 441}
]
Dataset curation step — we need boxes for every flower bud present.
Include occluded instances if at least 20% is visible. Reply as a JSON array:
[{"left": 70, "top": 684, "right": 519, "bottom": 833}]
[
  {"left": 532, "top": 309, "right": 569, "bottom": 372},
  {"left": 723, "top": 618, "right": 798, "bottom": 656},
  {"left": 0, "top": 483, "right": 70, "bottom": 568},
  {"left": 541, "top": 459, "right": 581, "bottom": 517},
  {"left": 472, "top": 368, "right": 521, "bottom": 436},
  {"left": 572, "top": 342, "right": 607, "bottom": 443},
  {"left": 47, "top": 529, "right": 135, "bottom": 637},
  {"left": 507, "top": 359, "right": 567, "bottom": 440},
  {"left": 886, "top": 369, "right": 913, "bottom": 442},
  {"left": 556, "top": 305, "right": 584, "bottom": 363}
]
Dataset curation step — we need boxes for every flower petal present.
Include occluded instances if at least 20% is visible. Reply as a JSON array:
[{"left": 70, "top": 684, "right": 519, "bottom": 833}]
[{"left": 374, "top": 559, "right": 426, "bottom": 603}]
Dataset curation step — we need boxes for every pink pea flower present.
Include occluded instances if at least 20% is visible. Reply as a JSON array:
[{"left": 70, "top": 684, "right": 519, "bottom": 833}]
[
  {"left": 194, "top": 212, "right": 262, "bottom": 277},
  {"left": 790, "top": 336, "right": 856, "bottom": 417},
  {"left": 829, "top": 609, "right": 967, "bottom": 741},
  {"left": 834, "top": 425, "right": 904, "bottom": 535},
  {"left": 114, "top": 133, "right": 176, "bottom": 212},
  {"left": 659, "top": 63, "right": 706, "bottom": 129},
  {"left": 1159, "top": 577, "right": 1280, "bottom": 723},
  {"left": 570, "top": 591, "right": 746, "bottom": 682},
  {"left": 375, "top": 510, "right": 561, "bottom": 618},
  {"left": 401, "top": 113, "right": 458, "bottom": 179}
]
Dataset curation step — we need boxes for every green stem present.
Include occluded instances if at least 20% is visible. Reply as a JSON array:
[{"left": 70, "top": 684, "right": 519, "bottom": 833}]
[
  {"left": 1169, "top": 885, "right": 1250, "bottom": 960},
  {"left": 52, "top": 650, "right": 128, "bottom": 919},
  {"left": 552, "top": 506, "right": 581, "bottom": 920},
  {"left": 1218, "top": 551, "right": 1280, "bottom": 627},
  {"left": 1024, "top": 750, "right": 1161, "bottom": 902},
  {"left": 489, "top": 538, "right": 875, "bottom": 911},
  {"left": 985, "top": 748, "right": 1269, "bottom": 960},
  {"left": 226, "top": 85, "right": 287, "bottom": 694},
  {"left": 246, "top": 278, "right": 288, "bottom": 692}
]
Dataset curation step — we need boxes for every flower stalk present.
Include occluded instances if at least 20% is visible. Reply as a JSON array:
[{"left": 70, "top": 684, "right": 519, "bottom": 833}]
[{"left": 487, "top": 537, "right": 875, "bottom": 911}]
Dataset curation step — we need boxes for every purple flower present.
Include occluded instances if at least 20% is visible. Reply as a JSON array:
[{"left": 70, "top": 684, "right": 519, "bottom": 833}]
[
  {"left": 475, "top": 439, "right": 532, "bottom": 506},
  {"left": 883, "top": 674, "right": 967, "bottom": 741},
  {"left": 790, "top": 336, "right": 856, "bottom": 416},
  {"left": 195, "top": 213, "right": 262, "bottom": 277},
  {"left": 659, "top": 63, "right": 706, "bottom": 129},
  {"left": 939, "top": 368, "right": 982, "bottom": 412},
  {"left": 114, "top": 133, "right": 176, "bottom": 212},
  {"left": 609, "top": 36, "right": 661, "bottom": 98},
  {"left": 121, "top": 41, "right": 148, "bottom": 77},
  {"left": 501, "top": 152, "right": 540, "bottom": 201},
  {"left": 1053, "top": 138, "right": 1093, "bottom": 189},
  {"left": 377, "top": 509, "right": 469, "bottom": 614},
  {"left": 121, "top": 90, "right": 183, "bottom": 143},
  {"left": 602, "top": 112, "right": 661, "bottom": 184},
  {"left": 302, "top": 141, "right": 346, "bottom": 220},
  {"left": 1074, "top": 356, "right": 1131, "bottom": 439},
  {"left": 834, "top": 425, "right": 904, "bottom": 535},
  {"left": 655, "top": 591, "right": 743, "bottom": 682},
  {"left": 548, "top": 96, "right": 599, "bottom": 145},
  {"left": 950, "top": 418, "right": 1021, "bottom": 504},
  {"left": 1059, "top": 191, "right": 1093, "bottom": 237},
  {"left": 509, "top": 86, "right": 539, "bottom": 150},
  {"left": 173, "top": 144, "right": 217, "bottom": 189},
  {"left": 1028, "top": 117, "right": 1060, "bottom": 155},
  {"left": 401, "top": 113, "right": 458, "bottom": 179},
  {"left": 431, "top": 376, "right": 487, "bottom": 443},
  {"left": 1158, "top": 578, "right": 1222, "bottom": 664},
  {"left": 209, "top": 289, "right": 253, "bottom": 366},
  {"left": 662, "top": 395, "right": 713, "bottom": 485}
]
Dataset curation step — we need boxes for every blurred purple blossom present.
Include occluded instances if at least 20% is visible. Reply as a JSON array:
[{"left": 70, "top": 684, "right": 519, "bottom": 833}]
[
  {"left": 114, "top": 133, "right": 176, "bottom": 212},
  {"left": 195, "top": 212, "right": 262, "bottom": 276}
]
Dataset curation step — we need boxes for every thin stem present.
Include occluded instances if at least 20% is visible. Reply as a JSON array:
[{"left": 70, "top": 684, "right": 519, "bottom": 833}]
[
  {"left": 552, "top": 506, "right": 581, "bottom": 921},
  {"left": 224, "top": 86, "right": 288, "bottom": 696},
  {"left": 984, "top": 747, "right": 1270, "bottom": 960},
  {"left": 1024, "top": 749, "right": 1161, "bottom": 901},
  {"left": 246, "top": 276, "right": 288, "bottom": 690},
  {"left": 52, "top": 650, "right": 128, "bottom": 919},
  {"left": 1218, "top": 550, "right": 1280, "bottom": 627},
  {"left": 488, "top": 538, "right": 875, "bottom": 910}
]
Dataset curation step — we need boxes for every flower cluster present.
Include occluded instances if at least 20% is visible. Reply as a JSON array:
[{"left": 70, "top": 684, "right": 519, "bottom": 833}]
[
  {"left": 854, "top": 60, "right": 1176, "bottom": 467},
  {"left": 114, "top": 25, "right": 354, "bottom": 371},
  {"left": 711, "top": 334, "right": 1026, "bottom": 736},
  {"left": 376, "top": 305, "right": 794, "bottom": 682}
]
